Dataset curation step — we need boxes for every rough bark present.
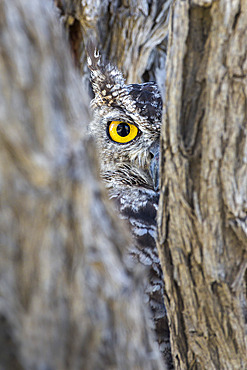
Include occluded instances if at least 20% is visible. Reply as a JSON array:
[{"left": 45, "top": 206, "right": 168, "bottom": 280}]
[
  {"left": 55, "top": 0, "right": 172, "bottom": 95},
  {"left": 3, "top": 0, "right": 246, "bottom": 368},
  {"left": 0, "top": 1, "right": 164, "bottom": 369},
  {"left": 158, "top": 0, "right": 247, "bottom": 368}
]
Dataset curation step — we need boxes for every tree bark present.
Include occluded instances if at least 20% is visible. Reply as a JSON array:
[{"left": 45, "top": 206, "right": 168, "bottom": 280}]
[
  {"left": 2, "top": 0, "right": 247, "bottom": 368},
  {"left": 56, "top": 0, "right": 172, "bottom": 94},
  {"left": 0, "top": 1, "right": 164, "bottom": 369},
  {"left": 158, "top": 0, "right": 247, "bottom": 368}
]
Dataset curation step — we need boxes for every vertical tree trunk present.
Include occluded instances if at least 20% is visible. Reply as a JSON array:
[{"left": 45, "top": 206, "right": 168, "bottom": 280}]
[
  {"left": 0, "top": 1, "right": 164, "bottom": 369},
  {"left": 2, "top": 0, "right": 246, "bottom": 368},
  {"left": 158, "top": 0, "right": 247, "bottom": 368}
]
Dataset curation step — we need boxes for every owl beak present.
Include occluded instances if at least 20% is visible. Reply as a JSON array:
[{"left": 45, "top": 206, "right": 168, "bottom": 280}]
[{"left": 149, "top": 140, "right": 160, "bottom": 192}]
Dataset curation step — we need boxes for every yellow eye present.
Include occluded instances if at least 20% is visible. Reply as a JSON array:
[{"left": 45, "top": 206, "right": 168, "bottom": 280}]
[{"left": 108, "top": 121, "right": 139, "bottom": 143}]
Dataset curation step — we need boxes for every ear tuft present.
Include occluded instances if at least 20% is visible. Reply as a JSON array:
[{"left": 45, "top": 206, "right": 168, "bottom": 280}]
[
  {"left": 86, "top": 40, "right": 126, "bottom": 107},
  {"left": 86, "top": 39, "right": 101, "bottom": 71}
]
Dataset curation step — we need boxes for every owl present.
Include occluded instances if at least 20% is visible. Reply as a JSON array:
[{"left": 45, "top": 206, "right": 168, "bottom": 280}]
[{"left": 87, "top": 43, "right": 172, "bottom": 369}]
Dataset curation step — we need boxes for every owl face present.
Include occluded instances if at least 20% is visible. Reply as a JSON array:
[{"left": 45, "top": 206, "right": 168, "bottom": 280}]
[{"left": 87, "top": 46, "right": 162, "bottom": 193}]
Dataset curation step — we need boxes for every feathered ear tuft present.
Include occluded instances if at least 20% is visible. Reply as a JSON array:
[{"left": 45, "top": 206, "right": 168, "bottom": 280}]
[
  {"left": 86, "top": 39, "right": 101, "bottom": 71},
  {"left": 86, "top": 40, "right": 126, "bottom": 107}
]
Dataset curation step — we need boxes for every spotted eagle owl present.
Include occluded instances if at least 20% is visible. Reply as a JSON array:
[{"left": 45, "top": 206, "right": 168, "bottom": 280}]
[{"left": 87, "top": 44, "right": 172, "bottom": 369}]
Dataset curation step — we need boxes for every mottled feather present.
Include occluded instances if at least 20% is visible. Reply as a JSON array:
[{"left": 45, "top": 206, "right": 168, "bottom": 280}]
[{"left": 87, "top": 46, "right": 173, "bottom": 369}]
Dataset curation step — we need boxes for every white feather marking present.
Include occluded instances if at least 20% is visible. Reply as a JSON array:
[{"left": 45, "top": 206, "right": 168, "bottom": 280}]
[{"left": 87, "top": 56, "right": 92, "bottom": 66}]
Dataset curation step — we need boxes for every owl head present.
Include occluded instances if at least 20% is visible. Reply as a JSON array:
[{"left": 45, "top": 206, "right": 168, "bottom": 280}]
[{"left": 87, "top": 42, "right": 162, "bottom": 195}]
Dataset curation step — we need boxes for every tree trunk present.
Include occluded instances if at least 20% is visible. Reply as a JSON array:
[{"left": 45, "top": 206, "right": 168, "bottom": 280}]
[
  {"left": 56, "top": 0, "right": 172, "bottom": 93},
  {"left": 0, "top": 1, "right": 164, "bottom": 369},
  {"left": 2, "top": 0, "right": 247, "bottom": 368},
  {"left": 158, "top": 0, "right": 247, "bottom": 368}
]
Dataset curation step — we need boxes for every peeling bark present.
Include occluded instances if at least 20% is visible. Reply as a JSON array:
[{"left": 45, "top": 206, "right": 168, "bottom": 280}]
[
  {"left": 158, "top": 1, "right": 247, "bottom": 368},
  {"left": 56, "top": 0, "right": 172, "bottom": 97}
]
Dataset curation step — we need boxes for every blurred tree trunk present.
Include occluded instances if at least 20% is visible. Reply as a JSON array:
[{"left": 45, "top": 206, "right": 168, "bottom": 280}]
[
  {"left": 0, "top": 1, "right": 164, "bottom": 369},
  {"left": 158, "top": 0, "right": 247, "bottom": 369}
]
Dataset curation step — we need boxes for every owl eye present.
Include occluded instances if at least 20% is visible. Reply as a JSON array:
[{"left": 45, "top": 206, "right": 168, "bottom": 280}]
[{"left": 108, "top": 121, "right": 139, "bottom": 143}]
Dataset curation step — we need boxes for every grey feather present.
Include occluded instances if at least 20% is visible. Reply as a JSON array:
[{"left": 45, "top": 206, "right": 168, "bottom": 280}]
[{"left": 87, "top": 50, "right": 173, "bottom": 369}]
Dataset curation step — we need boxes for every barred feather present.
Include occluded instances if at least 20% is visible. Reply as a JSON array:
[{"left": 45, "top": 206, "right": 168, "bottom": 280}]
[{"left": 87, "top": 49, "right": 173, "bottom": 369}]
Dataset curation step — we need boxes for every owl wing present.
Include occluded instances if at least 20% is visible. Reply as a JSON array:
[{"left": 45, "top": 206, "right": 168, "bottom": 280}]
[{"left": 113, "top": 188, "right": 173, "bottom": 369}]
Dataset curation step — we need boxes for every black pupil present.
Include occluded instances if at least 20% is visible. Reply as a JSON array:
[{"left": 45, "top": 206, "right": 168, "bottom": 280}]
[{"left": 117, "top": 123, "right": 130, "bottom": 137}]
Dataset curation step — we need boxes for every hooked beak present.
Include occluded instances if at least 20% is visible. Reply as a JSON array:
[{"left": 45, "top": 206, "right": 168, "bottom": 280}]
[{"left": 149, "top": 140, "right": 160, "bottom": 191}]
